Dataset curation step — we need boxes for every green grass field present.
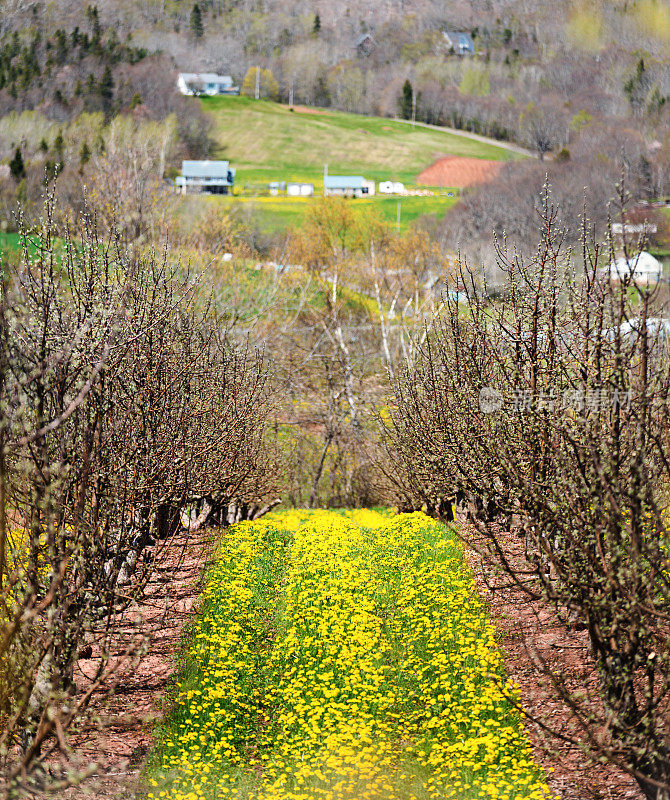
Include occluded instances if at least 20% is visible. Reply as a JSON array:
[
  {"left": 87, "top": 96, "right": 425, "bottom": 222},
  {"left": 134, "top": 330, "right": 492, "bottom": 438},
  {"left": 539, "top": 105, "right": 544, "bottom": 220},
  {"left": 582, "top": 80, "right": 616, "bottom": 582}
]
[
  {"left": 0, "top": 232, "right": 22, "bottom": 254},
  {"left": 221, "top": 193, "right": 458, "bottom": 234},
  {"left": 203, "top": 95, "right": 519, "bottom": 189},
  {"left": 178, "top": 96, "right": 514, "bottom": 234}
]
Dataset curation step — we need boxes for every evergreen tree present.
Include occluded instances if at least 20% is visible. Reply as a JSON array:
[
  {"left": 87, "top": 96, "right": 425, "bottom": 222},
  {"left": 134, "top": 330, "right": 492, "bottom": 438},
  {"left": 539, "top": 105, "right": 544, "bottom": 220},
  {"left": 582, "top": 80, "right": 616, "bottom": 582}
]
[
  {"left": 87, "top": 5, "right": 102, "bottom": 45},
  {"left": 190, "top": 4, "right": 204, "bottom": 38},
  {"left": 79, "top": 141, "right": 91, "bottom": 167},
  {"left": 399, "top": 78, "right": 413, "bottom": 120},
  {"left": 39, "top": 138, "right": 49, "bottom": 153},
  {"left": 98, "top": 65, "right": 114, "bottom": 114},
  {"left": 53, "top": 131, "right": 65, "bottom": 166},
  {"left": 9, "top": 147, "right": 25, "bottom": 181},
  {"left": 623, "top": 57, "right": 654, "bottom": 115},
  {"left": 54, "top": 28, "right": 68, "bottom": 65},
  {"left": 313, "top": 13, "right": 321, "bottom": 35}
]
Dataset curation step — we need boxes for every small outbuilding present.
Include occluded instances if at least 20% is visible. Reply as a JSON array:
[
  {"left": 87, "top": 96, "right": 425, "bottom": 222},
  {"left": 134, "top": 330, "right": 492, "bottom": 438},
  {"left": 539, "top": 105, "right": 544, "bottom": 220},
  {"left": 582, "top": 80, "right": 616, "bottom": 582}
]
[
  {"left": 355, "top": 33, "right": 375, "bottom": 57},
  {"left": 443, "top": 31, "right": 475, "bottom": 55},
  {"left": 324, "top": 175, "right": 375, "bottom": 198}
]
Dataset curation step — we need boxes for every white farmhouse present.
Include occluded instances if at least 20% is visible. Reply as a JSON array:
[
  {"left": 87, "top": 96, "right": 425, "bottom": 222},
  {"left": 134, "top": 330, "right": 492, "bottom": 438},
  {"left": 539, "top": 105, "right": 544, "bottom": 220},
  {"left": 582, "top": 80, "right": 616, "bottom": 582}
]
[
  {"left": 175, "top": 160, "right": 236, "bottom": 194},
  {"left": 177, "top": 73, "right": 239, "bottom": 96}
]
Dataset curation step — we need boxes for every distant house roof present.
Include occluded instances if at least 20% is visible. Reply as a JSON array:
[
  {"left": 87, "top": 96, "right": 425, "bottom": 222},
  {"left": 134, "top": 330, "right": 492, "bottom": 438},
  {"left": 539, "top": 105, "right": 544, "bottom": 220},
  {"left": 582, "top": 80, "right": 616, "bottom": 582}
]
[
  {"left": 611, "top": 222, "right": 658, "bottom": 235},
  {"left": 443, "top": 31, "right": 475, "bottom": 52},
  {"left": 178, "top": 73, "right": 234, "bottom": 87},
  {"left": 324, "top": 175, "right": 367, "bottom": 189},
  {"left": 182, "top": 160, "right": 233, "bottom": 179},
  {"left": 355, "top": 33, "right": 375, "bottom": 55}
]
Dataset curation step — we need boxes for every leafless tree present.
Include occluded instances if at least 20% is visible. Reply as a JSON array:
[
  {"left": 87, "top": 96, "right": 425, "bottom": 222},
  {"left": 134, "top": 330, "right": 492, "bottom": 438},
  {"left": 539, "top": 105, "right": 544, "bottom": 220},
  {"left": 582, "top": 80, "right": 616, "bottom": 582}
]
[
  {"left": 0, "top": 195, "right": 280, "bottom": 797},
  {"left": 387, "top": 184, "right": 670, "bottom": 798}
]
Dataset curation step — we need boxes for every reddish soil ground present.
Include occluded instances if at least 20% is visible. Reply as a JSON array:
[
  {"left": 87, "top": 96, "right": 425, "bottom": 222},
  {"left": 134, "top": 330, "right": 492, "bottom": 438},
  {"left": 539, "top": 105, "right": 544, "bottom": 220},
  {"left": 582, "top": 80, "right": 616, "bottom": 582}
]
[
  {"left": 288, "top": 105, "right": 330, "bottom": 115},
  {"left": 59, "top": 529, "right": 212, "bottom": 798},
  {"left": 417, "top": 155, "right": 503, "bottom": 187},
  {"left": 464, "top": 527, "right": 642, "bottom": 800}
]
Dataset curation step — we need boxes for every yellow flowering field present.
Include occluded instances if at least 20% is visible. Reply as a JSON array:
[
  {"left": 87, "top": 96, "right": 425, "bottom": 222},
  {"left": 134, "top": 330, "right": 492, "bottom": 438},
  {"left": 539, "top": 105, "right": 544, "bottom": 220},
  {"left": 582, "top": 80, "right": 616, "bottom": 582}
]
[{"left": 146, "top": 510, "right": 552, "bottom": 800}]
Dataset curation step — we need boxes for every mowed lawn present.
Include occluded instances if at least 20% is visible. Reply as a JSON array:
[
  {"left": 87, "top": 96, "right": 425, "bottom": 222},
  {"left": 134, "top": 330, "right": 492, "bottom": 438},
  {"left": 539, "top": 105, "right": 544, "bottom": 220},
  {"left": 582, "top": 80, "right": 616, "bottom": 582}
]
[
  {"left": 147, "top": 510, "right": 551, "bottom": 800},
  {"left": 202, "top": 95, "right": 520, "bottom": 188},
  {"left": 0, "top": 232, "right": 23, "bottom": 255}
]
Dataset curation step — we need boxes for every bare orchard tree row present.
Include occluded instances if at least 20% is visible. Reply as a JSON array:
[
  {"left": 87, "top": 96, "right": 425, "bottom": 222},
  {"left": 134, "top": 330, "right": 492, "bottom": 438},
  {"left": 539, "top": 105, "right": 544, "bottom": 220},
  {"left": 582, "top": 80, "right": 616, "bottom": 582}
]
[
  {"left": 0, "top": 199, "right": 280, "bottom": 797},
  {"left": 386, "top": 187, "right": 670, "bottom": 798}
]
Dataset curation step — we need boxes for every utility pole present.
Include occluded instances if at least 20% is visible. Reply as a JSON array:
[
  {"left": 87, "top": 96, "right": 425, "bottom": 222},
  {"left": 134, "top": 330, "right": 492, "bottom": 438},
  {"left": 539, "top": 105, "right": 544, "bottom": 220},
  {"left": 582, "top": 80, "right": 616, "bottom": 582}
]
[
  {"left": 289, "top": 80, "right": 294, "bottom": 108},
  {"left": 411, "top": 89, "right": 416, "bottom": 128},
  {"left": 255, "top": 65, "right": 260, "bottom": 100}
]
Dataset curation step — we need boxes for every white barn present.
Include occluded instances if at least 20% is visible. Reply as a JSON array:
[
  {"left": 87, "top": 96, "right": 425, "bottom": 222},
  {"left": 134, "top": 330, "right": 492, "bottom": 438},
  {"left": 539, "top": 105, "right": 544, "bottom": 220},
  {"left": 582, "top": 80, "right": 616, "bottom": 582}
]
[{"left": 177, "top": 73, "right": 238, "bottom": 96}]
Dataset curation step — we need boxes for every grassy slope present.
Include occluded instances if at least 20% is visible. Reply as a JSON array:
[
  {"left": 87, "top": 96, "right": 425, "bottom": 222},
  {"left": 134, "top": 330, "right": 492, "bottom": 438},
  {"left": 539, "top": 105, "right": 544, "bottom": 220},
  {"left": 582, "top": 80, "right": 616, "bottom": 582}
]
[
  {"left": 203, "top": 96, "right": 519, "bottom": 187},
  {"left": 189, "top": 96, "right": 522, "bottom": 234}
]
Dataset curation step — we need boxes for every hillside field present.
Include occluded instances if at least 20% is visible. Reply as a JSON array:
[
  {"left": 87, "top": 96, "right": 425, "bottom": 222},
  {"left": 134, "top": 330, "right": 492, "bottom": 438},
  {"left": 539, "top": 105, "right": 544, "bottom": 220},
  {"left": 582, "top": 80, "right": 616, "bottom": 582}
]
[
  {"left": 203, "top": 96, "right": 520, "bottom": 187},
  {"left": 192, "top": 96, "right": 522, "bottom": 233}
]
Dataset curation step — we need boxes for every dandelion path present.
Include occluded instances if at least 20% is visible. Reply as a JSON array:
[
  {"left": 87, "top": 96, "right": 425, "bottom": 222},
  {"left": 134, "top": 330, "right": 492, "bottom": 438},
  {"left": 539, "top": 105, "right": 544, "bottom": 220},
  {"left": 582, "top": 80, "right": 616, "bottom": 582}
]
[{"left": 147, "top": 510, "right": 551, "bottom": 800}]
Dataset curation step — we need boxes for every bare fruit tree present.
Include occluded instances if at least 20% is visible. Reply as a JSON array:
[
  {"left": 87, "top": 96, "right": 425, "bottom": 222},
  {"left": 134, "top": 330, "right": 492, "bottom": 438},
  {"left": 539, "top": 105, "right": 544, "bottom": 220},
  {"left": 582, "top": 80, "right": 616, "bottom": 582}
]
[
  {"left": 387, "top": 185, "right": 670, "bottom": 798},
  {"left": 0, "top": 197, "right": 280, "bottom": 797}
]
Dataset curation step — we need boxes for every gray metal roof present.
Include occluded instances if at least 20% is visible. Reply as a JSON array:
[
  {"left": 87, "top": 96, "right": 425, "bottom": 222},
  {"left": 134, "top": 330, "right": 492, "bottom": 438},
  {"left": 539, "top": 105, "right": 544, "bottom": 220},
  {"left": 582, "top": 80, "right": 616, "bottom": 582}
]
[
  {"left": 324, "top": 175, "right": 368, "bottom": 189},
  {"left": 179, "top": 73, "right": 234, "bottom": 86},
  {"left": 182, "top": 160, "right": 232, "bottom": 179}
]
